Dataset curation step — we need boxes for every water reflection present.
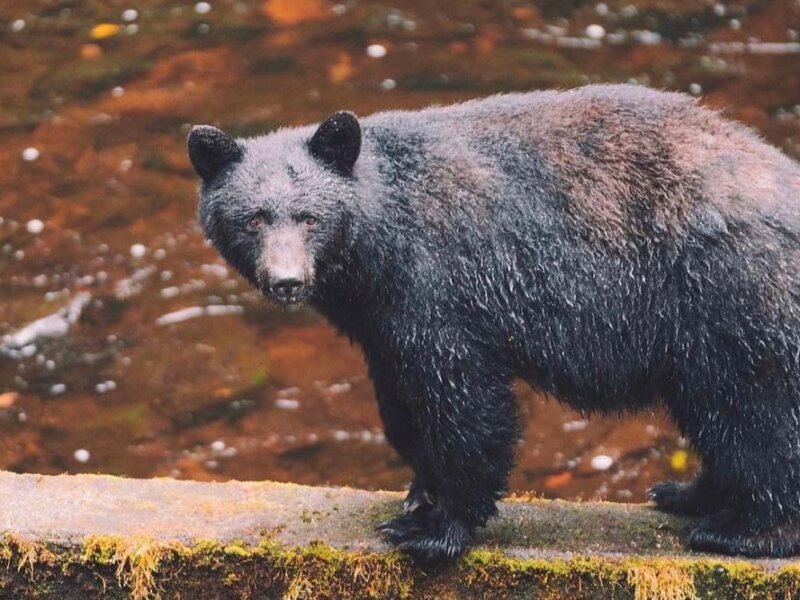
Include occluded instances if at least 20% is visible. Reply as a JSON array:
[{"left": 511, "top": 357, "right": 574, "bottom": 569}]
[{"left": 1, "top": 0, "right": 798, "bottom": 502}]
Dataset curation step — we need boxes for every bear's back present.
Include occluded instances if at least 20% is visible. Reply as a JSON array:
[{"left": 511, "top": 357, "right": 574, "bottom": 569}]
[{"left": 362, "top": 84, "right": 800, "bottom": 240}]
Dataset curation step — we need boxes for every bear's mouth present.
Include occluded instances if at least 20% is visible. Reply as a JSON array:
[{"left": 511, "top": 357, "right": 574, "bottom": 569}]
[
  {"left": 263, "top": 285, "right": 309, "bottom": 306},
  {"left": 273, "top": 294, "right": 306, "bottom": 306}
]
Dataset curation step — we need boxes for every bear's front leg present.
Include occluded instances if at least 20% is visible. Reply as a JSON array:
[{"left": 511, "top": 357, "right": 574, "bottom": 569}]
[
  {"left": 375, "top": 353, "right": 518, "bottom": 562},
  {"left": 370, "top": 375, "right": 437, "bottom": 515}
]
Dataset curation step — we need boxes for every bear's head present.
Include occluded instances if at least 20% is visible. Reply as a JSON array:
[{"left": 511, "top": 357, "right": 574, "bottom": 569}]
[{"left": 188, "top": 112, "right": 361, "bottom": 305}]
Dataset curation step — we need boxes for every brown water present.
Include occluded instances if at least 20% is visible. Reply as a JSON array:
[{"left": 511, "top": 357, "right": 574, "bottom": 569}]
[{"left": 1, "top": 0, "right": 798, "bottom": 503}]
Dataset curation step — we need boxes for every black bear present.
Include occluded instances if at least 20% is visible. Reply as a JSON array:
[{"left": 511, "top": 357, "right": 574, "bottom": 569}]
[{"left": 188, "top": 84, "right": 800, "bottom": 562}]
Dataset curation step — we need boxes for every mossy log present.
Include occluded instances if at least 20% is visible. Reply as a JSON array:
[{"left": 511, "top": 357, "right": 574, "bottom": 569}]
[{"left": 1, "top": 472, "right": 800, "bottom": 599}]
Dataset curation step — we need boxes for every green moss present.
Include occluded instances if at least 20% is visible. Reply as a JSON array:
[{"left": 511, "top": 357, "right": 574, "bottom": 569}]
[
  {"left": 79, "top": 536, "right": 175, "bottom": 600},
  {"left": 4, "top": 534, "right": 800, "bottom": 599},
  {"left": 222, "top": 542, "right": 251, "bottom": 558},
  {"left": 80, "top": 536, "right": 120, "bottom": 565}
]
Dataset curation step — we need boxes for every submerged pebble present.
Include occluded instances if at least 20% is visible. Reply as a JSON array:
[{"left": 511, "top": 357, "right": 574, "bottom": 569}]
[
  {"left": 90, "top": 23, "right": 120, "bottom": 40},
  {"left": 585, "top": 24, "right": 605, "bottom": 39},
  {"left": 591, "top": 454, "right": 614, "bottom": 470},
  {"left": 562, "top": 419, "right": 588, "bottom": 432},
  {"left": 670, "top": 449, "right": 689, "bottom": 472},
  {"left": 155, "top": 305, "right": 242, "bottom": 326},
  {"left": 366, "top": 44, "right": 387, "bottom": 58},
  {"left": 95, "top": 380, "right": 117, "bottom": 394},
  {"left": 21, "top": 147, "right": 40, "bottom": 162},
  {"left": 2, "top": 293, "right": 91, "bottom": 349},
  {"left": 275, "top": 398, "right": 300, "bottom": 410},
  {"left": 73, "top": 449, "right": 90, "bottom": 463},
  {"left": 26, "top": 219, "right": 44, "bottom": 234},
  {"left": 0, "top": 392, "right": 18, "bottom": 408}
]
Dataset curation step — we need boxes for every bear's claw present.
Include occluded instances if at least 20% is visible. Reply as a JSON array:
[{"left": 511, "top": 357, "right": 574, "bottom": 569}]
[
  {"left": 648, "top": 479, "right": 724, "bottom": 516},
  {"left": 403, "top": 480, "right": 435, "bottom": 514},
  {"left": 649, "top": 481, "right": 699, "bottom": 514},
  {"left": 377, "top": 510, "right": 473, "bottom": 563}
]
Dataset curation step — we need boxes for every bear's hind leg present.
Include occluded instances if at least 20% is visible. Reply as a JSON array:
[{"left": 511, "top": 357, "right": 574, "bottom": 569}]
[
  {"left": 687, "top": 510, "right": 800, "bottom": 557},
  {"left": 668, "top": 376, "right": 800, "bottom": 557},
  {"left": 649, "top": 470, "right": 727, "bottom": 516}
]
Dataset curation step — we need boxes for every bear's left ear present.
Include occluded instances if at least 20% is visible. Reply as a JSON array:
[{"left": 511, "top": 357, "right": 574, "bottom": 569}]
[
  {"left": 188, "top": 125, "right": 244, "bottom": 182},
  {"left": 308, "top": 111, "right": 361, "bottom": 175}
]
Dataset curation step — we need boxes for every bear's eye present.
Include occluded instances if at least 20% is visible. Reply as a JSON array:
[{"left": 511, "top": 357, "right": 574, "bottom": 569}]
[
  {"left": 296, "top": 213, "right": 318, "bottom": 227},
  {"left": 245, "top": 215, "right": 263, "bottom": 233}
]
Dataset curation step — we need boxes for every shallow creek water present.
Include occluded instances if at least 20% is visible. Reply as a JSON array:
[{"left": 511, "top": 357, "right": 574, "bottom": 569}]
[{"left": 0, "top": 0, "right": 799, "bottom": 502}]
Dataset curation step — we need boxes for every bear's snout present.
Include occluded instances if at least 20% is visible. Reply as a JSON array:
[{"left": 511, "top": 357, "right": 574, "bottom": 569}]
[
  {"left": 270, "top": 277, "right": 306, "bottom": 304},
  {"left": 256, "top": 226, "right": 313, "bottom": 305}
]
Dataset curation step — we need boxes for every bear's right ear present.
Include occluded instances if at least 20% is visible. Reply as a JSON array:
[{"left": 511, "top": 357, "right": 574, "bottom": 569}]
[{"left": 188, "top": 125, "right": 244, "bottom": 182}]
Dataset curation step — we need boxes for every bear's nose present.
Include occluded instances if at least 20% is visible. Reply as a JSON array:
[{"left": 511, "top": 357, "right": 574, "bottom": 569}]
[{"left": 271, "top": 278, "right": 303, "bottom": 299}]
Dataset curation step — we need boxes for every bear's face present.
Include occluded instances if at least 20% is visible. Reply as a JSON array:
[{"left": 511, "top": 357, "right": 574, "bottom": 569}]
[{"left": 188, "top": 112, "right": 362, "bottom": 305}]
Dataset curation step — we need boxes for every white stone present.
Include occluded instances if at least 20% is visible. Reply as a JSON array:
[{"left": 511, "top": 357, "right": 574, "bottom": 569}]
[
  {"left": 366, "top": 44, "right": 387, "bottom": 58},
  {"left": 275, "top": 398, "right": 300, "bottom": 410},
  {"left": 591, "top": 454, "right": 614, "bottom": 470},
  {"left": 26, "top": 219, "right": 44, "bottom": 234},
  {"left": 73, "top": 448, "right": 90, "bottom": 463},
  {"left": 122, "top": 8, "right": 138, "bottom": 21},
  {"left": 22, "top": 147, "right": 40, "bottom": 162},
  {"left": 194, "top": 2, "right": 211, "bottom": 14},
  {"left": 11, "top": 19, "right": 26, "bottom": 32},
  {"left": 562, "top": 419, "right": 588, "bottom": 432},
  {"left": 585, "top": 24, "right": 605, "bottom": 39},
  {"left": 130, "top": 243, "right": 146, "bottom": 258}
]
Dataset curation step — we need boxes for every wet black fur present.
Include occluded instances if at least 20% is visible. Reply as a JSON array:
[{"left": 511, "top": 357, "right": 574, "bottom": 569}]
[{"left": 191, "top": 84, "right": 800, "bottom": 562}]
